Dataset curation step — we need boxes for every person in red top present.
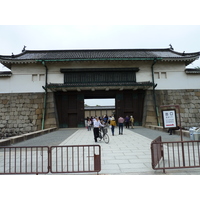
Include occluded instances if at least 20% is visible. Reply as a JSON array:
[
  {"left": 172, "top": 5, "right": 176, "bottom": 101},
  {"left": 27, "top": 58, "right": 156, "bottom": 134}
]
[{"left": 118, "top": 116, "right": 124, "bottom": 135}]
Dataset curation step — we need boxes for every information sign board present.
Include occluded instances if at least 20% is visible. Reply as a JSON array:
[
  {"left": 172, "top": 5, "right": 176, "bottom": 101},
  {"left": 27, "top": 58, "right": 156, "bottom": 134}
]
[{"left": 162, "top": 109, "right": 177, "bottom": 129}]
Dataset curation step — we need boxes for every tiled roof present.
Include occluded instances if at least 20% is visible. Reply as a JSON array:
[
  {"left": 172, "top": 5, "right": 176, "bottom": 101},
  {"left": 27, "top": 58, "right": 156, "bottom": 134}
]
[
  {"left": 47, "top": 81, "right": 154, "bottom": 92},
  {"left": 0, "top": 71, "right": 12, "bottom": 77},
  {"left": 0, "top": 48, "right": 199, "bottom": 66},
  {"left": 48, "top": 81, "right": 153, "bottom": 88},
  {"left": 185, "top": 68, "right": 200, "bottom": 74},
  {"left": 85, "top": 106, "right": 115, "bottom": 110}
]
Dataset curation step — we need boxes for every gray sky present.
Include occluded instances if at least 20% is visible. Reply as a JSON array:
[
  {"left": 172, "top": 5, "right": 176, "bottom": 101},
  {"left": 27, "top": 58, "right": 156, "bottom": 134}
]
[
  {"left": 0, "top": 2, "right": 199, "bottom": 106},
  {"left": 0, "top": 25, "right": 200, "bottom": 106},
  {"left": 0, "top": 25, "right": 200, "bottom": 55},
  {"left": 0, "top": 25, "right": 200, "bottom": 70}
]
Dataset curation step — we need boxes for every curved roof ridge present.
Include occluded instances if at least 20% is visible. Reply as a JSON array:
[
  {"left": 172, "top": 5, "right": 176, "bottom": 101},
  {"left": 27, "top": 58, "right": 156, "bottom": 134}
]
[{"left": 0, "top": 48, "right": 199, "bottom": 68}]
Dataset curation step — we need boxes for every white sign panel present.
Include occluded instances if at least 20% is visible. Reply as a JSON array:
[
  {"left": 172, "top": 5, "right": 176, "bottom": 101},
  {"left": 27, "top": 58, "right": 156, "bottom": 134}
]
[{"left": 162, "top": 110, "right": 177, "bottom": 128}]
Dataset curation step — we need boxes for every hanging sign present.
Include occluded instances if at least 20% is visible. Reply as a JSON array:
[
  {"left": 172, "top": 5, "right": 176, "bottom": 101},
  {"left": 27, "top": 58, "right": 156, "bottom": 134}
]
[{"left": 162, "top": 109, "right": 177, "bottom": 129}]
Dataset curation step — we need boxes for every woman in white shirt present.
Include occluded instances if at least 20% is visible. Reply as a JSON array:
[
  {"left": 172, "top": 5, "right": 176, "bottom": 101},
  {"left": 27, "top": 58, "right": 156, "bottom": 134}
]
[{"left": 93, "top": 117, "right": 104, "bottom": 142}]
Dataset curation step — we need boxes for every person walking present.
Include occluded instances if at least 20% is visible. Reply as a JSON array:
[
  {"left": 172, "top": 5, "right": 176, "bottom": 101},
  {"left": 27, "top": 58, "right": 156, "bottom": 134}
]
[
  {"left": 87, "top": 118, "right": 92, "bottom": 131},
  {"left": 130, "top": 116, "right": 134, "bottom": 129},
  {"left": 103, "top": 114, "right": 108, "bottom": 123},
  {"left": 118, "top": 116, "right": 124, "bottom": 135},
  {"left": 125, "top": 116, "right": 130, "bottom": 128},
  {"left": 110, "top": 116, "right": 116, "bottom": 136},
  {"left": 93, "top": 117, "right": 104, "bottom": 142}
]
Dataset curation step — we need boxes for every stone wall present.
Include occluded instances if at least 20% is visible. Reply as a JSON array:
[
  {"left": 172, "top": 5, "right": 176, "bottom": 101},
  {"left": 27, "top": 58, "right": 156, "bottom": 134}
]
[
  {"left": 45, "top": 92, "right": 58, "bottom": 129},
  {"left": 1, "top": 89, "right": 200, "bottom": 137},
  {"left": 144, "top": 89, "right": 200, "bottom": 129},
  {"left": 0, "top": 92, "right": 57, "bottom": 138}
]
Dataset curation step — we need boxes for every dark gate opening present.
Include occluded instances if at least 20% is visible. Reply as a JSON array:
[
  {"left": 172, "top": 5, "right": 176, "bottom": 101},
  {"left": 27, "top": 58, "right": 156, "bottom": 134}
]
[{"left": 55, "top": 89, "right": 146, "bottom": 128}]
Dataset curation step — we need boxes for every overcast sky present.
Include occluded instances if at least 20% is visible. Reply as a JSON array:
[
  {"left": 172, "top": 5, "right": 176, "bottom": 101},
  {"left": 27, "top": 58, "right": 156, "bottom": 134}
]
[
  {"left": 0, "top": 25, "right": 200, "bottom": 105},
  {"left": 0, "top": 2, "right": 199, "bottom": 106},
  {"left": 0, "top": 25, "right": 200, "bottom": 65}
]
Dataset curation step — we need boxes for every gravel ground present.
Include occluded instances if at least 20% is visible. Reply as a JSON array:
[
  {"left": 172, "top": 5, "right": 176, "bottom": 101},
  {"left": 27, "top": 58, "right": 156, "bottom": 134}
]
[{"left": 10, "top": 128, "right": 78, "bottom": 147}]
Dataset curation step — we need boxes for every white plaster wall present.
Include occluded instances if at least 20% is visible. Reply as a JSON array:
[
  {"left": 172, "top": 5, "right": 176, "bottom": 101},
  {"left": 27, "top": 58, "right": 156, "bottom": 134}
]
[
  {"left": 1, "top": 61, "right": 200, "bottom": 93},
  {"left": 0, "top": 75, "right": 45, "bottom": 93},
  {"left": 152, "top": 62, "right": 200, "bottom": 90},
  {"left": 136, "top": 64, "right": 152, "bottom": 82},
  {"left": 0, "top": 64, "right": 46, "bottom": 93},
  {"left": 185, "top": 75, "right": 200, "bottom": 89},
  {"left": 0, "top": 77, "right": 11, "bottom": 93}
]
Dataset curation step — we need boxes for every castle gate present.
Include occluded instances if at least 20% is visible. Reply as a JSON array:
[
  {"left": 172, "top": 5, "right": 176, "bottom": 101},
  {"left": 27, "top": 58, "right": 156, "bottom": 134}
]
[{"left": 48, "top": 68, "right": 153, "bottom": 128}]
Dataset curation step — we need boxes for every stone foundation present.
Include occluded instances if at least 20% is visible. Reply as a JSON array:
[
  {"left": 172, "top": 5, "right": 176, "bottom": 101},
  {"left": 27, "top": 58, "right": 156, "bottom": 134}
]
[
  {"left": 144, "top": 89, "right": 200, "bottom": 129},
  {"left": 1, "top": 89, "right": 199, "bottom": 137},
  {"left": 0, "top": 92, "right": 57, "bottom": 138}
]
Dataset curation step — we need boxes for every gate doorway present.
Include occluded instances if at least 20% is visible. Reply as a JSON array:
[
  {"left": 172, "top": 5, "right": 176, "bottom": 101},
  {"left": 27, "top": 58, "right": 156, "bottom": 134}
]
[
  {"left": 84, "top": 98, "right": 115, "bottom": 118},
  {"left": 55, "top": 89, "right": 146, "bottom": 128}
]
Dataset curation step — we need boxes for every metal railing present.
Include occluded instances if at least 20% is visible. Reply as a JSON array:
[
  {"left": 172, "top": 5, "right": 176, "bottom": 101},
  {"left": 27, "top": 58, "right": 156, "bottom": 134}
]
[
  {"left": 50, "top": 145, "right": 101, "bottom": 174},
  {"left": 0, "top": 145, "right": 101, "bottom": 175},
  {"left": 0, "top": 146, "right": 49, "bottom": 174},
  {"left": 151, "top": 136, "right": 200, "bottom": 173}
]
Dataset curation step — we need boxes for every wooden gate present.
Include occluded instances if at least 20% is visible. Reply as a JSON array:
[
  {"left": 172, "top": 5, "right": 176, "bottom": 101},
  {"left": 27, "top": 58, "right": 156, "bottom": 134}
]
[
  {"left": 55, "top": 90, "right": 145, "bottom": 128},
  {"left": 55, "top": 92, "right": 84, "bottom": 128}
]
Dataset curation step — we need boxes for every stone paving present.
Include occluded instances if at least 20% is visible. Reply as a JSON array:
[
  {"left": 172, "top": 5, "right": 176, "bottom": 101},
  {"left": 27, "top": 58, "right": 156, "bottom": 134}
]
[
  {"left": 2, "top": 126, "right": 200, "bottom": 175},
  {"left": 59, "top": 126, "right": 200, "bottom": 175}
]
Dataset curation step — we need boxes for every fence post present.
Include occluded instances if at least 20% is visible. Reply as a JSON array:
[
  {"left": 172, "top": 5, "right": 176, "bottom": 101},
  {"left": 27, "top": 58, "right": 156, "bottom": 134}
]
[{"left": 94, "top": 154, "right": 101, "bottom": 172}]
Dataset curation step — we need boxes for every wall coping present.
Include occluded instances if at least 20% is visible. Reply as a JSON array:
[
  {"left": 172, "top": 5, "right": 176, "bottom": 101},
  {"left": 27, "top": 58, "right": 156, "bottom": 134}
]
[{"left": 0, "top": 127, "right": 57, "bottom": 146}]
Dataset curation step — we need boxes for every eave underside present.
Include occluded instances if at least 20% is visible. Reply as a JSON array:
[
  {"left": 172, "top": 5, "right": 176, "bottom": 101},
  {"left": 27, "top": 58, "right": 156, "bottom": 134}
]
[{"left": 47, "top": 81, "right": 153, "bottom": 92}]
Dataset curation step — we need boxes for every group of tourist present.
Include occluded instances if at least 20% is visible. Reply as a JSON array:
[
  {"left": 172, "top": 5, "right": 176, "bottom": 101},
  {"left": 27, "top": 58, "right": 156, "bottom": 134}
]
[{"left": 85, "top": 115, "right": 134, "bottom": 141}]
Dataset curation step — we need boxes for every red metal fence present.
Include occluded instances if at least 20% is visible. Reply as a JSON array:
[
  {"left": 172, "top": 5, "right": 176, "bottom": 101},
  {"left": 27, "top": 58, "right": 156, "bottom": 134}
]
[
  {"left": 50, "top": 145, "right": 101, "bottom": 174},
  {"left": 151, "top": 136, "right": 200, "bottom": 173},
  {"left": 0, "top": 146, "right": 49, "bottom": 174},
  {"left": 0, "top": 145, "right": 101, "bottom": 175}
]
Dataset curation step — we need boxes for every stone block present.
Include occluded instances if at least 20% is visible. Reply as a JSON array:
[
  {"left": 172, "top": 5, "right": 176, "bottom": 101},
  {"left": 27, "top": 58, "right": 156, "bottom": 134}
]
[
  {"left": 195, "top": 91, "right": 200, "bottom": 97},
  {"left": 25, "top": 126, "right": 32, "bottom": 132},
  {"left": 36, "top": 108, "right": 42, "bottom": 115},
  {"left": 32, "top": 104, "right": 38, "bottom": 109},
  {"left": 34, "top": 98, "right": 43, "bottom": 104},
  {"left": 2, "top": 99, "right": 9, "bottom": 104},
  {"left": 45, "top": 118, "right": 56, "bottom": 125},
  {"left": 146, "top": 115, "right": 157, "bottom": 123}
]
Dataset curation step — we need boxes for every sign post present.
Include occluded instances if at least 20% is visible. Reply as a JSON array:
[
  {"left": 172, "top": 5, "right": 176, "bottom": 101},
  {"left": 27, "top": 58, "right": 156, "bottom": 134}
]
[
  {"left": 162, "top": 109, "right": 177, "bottom": 129},
  {"left": 160, "top": 105, "right": 185, "bottom": 166},
  {"left": 160, "top": 105, "right": 183, "bottom": 141}
]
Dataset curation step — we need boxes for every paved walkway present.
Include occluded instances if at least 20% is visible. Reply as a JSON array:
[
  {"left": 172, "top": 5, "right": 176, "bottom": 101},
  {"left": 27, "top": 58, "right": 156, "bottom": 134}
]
[
  {"left": 9, "top": 126, "right": 200, "bottom": 175},
  {"left": 58, "top": 126, "right": 200, "bottom": 175}
]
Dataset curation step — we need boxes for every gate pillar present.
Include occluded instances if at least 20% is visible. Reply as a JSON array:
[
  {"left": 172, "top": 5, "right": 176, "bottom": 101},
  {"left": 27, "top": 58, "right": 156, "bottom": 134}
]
[
  {"left": 77, "top": 93, "right": 85, "bottom": 127},
  {"left": 115, "top": 93, "right": 124, "bottom": 118}
]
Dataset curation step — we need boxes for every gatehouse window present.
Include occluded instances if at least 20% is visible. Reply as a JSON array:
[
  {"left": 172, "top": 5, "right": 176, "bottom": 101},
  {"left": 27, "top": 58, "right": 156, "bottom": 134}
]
[
  {"left": 32, "top": 74, "right": 45, "bottom": 81},
  {"left": 61, "top": 68, "right": 139, "bottom": 85},
  {"left": 154, "top": 72, "right": 160, "bottom": 79},
  {"left": 154, "top": 72, "right": 167, "bottom": 79},
  {"left": 161, "top": 72, "right": 167, "bottom": 79},
  {"left": 32, "top": 74, "right": 38, "bottom": 82},
  {"left": 39, "top": 74, "right": 45, "bottom": 81}
]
